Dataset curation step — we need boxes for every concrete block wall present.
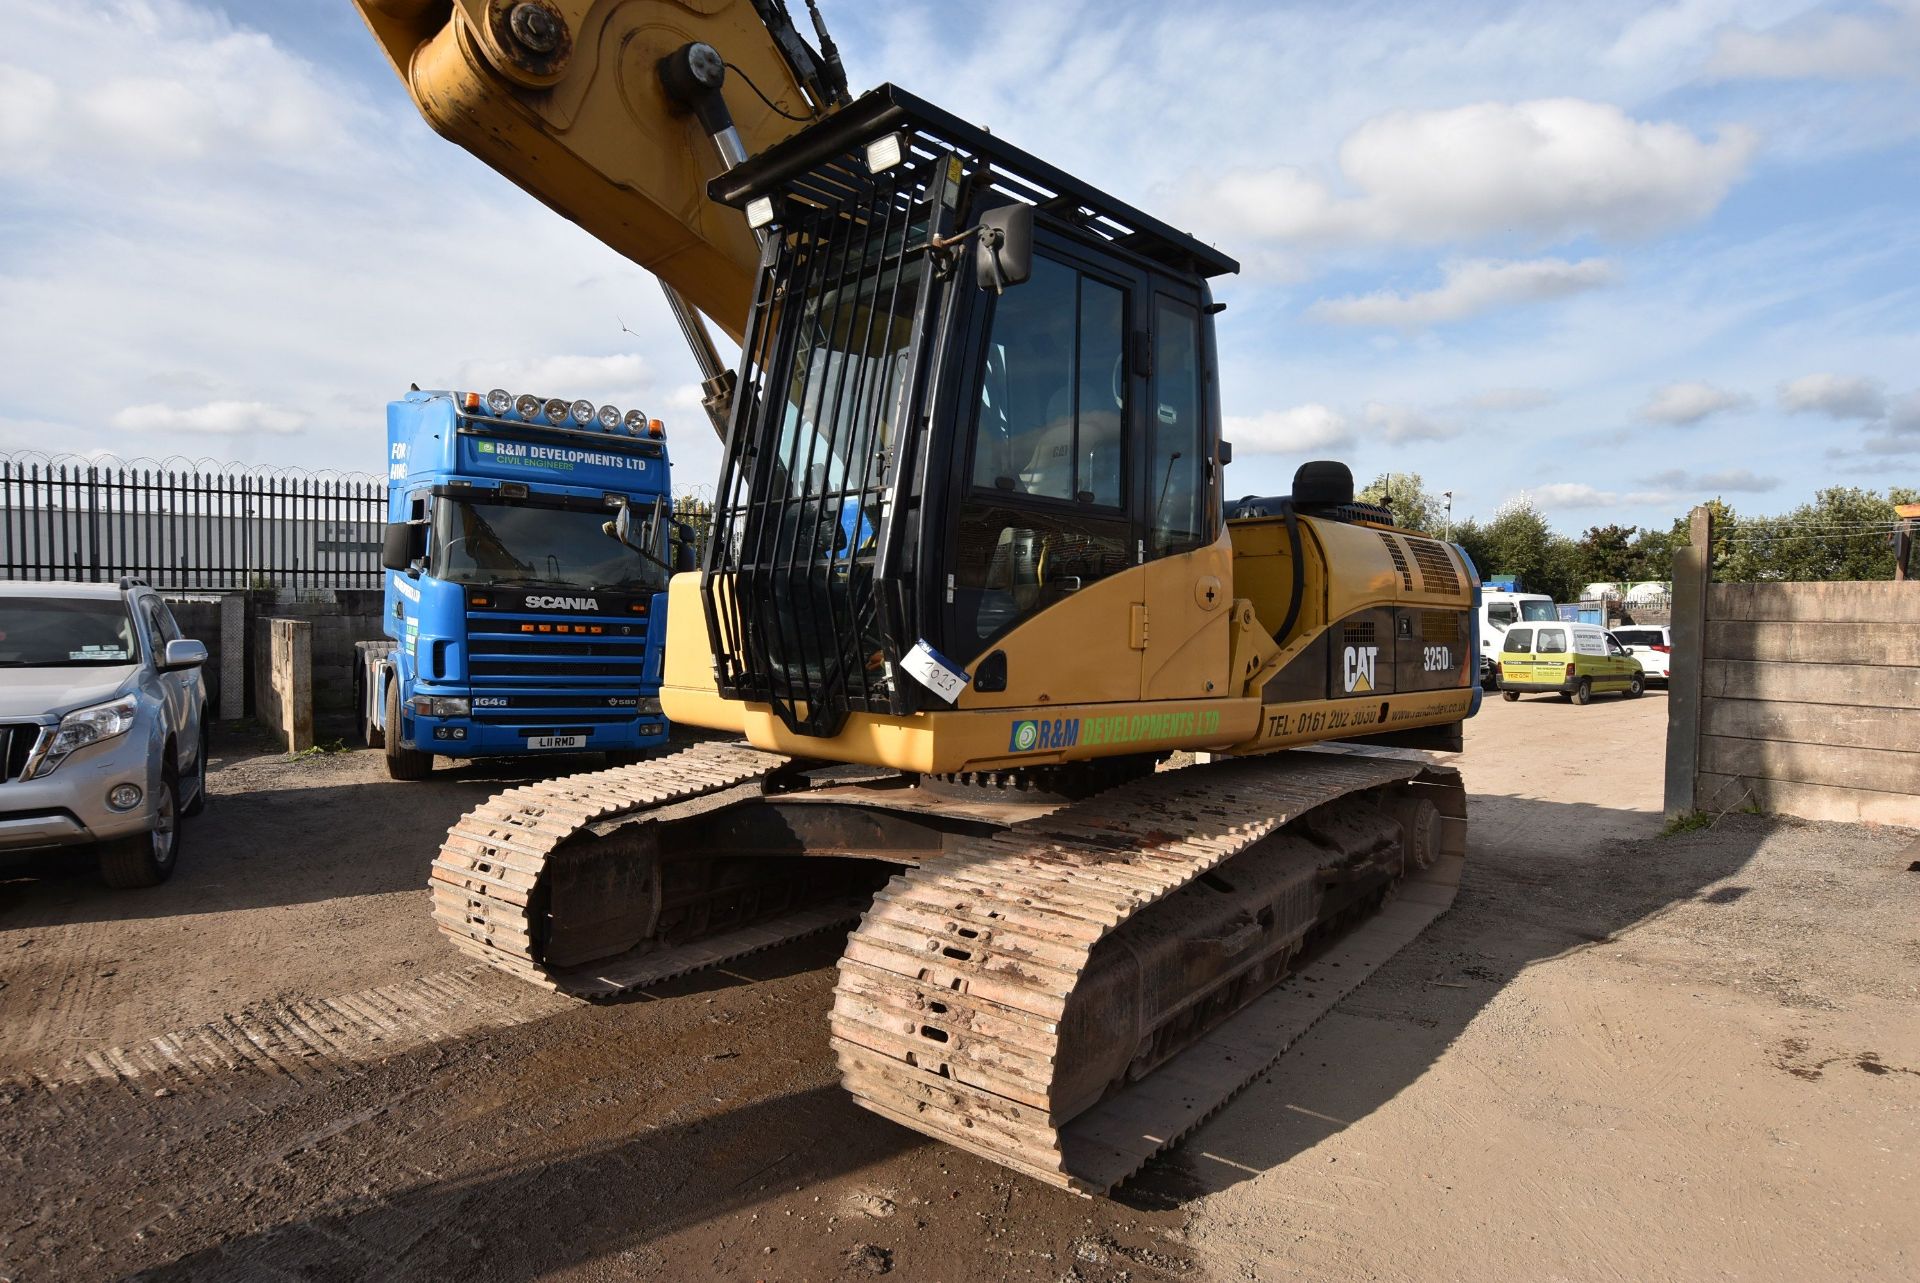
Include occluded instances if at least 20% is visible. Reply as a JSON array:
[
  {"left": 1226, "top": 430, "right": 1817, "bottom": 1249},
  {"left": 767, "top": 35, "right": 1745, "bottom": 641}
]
[
  {"left": 1667, "top": 535, "right": 1920, "bottom": 825},
  {"left": 246, "top": 591, "right": 387, "bottom": 722}
]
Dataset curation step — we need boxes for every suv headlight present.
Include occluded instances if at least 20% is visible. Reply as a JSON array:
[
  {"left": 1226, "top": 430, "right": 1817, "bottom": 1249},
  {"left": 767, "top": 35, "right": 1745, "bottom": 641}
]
[{"left": 27, "top": 695, "right": 139, "bottom": 779}]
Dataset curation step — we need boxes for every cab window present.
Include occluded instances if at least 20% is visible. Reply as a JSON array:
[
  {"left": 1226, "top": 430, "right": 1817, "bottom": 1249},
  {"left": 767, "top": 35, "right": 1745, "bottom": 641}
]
[
  {"left": 953, "top": 254, "right": 1132, "bottom": 651},
  {"left": 1519, "top": 601, "right": 1559, "bottom": 622},
  {"left": 1536, "top": 627, "right": 1567, "bottom": 653},
  {"left": 968, "top": 256, "right": 1123, "bottom": 506},
  {"left": 1150, "top": 296, "right": 1207, "bottom": 556},
  {"left": 1502, "top": 628, "right": 1533, "bottom": 654},
  {"left": 1488, "top": 603, "right": 1518, "bottom": 629}
]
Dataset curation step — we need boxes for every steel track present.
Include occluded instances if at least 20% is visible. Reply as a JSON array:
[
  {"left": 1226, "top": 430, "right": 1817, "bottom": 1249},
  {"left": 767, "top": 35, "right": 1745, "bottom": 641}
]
[
  {"left": 427, "top": 742, "right": 1465, "bottom": 1192},
  {"left": 829, "top": 751, "right": 1467, "bottom": 1194}
]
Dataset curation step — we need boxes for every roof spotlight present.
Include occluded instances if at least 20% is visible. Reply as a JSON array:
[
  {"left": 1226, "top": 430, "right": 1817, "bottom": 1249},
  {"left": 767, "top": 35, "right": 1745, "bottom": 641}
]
[
  {"left": 514, "top": 393, "right": 540, "bottom": 418},
  {"left": 486, "top": 388, "right": 512, "bottom": 415},
  {"left": 570, "top": 398, "right": 595, "bottom": 425},
  {"left": 864, "top": 132, "right": 905, "bottom": 174},
  {"left": 597, "top": 404, "right": 621, "bottom": 430},
  {"left": 623, "top": 408, "right": 648, "bottom": 434},
  {"left": 543, "top": 397, "right": 569, "bottom": 423}
]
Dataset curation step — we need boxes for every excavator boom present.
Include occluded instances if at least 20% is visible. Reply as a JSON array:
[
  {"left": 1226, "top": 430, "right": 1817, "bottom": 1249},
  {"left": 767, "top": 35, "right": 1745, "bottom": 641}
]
[{"left": 351, "top": 0, "right": 848, "bottom": 346}]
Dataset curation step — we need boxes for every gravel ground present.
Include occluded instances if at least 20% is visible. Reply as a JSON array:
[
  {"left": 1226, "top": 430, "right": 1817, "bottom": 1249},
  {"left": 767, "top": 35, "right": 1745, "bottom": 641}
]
[{"left": 2, "top": 694, "right": 1915, "bottom": 1281}]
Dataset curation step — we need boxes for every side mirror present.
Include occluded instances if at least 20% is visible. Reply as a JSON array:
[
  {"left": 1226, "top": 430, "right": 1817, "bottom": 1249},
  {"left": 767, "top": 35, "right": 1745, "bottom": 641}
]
[
  {"left": 975, "top": 204, "right": 1033, "bottom": 293},
  {"left": 674, "top": 520, "right": 698, "bottom": 573},
  {"left": 160, "top": 638, "right": 208, "bottom": 671},
  {"left": 381, "top": 521, "right": 423, "bottom": 572}
]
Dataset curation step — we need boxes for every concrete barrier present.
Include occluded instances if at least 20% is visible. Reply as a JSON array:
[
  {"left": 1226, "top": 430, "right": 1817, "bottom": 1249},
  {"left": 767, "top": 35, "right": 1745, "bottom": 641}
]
[
  {"left": 263, "top": 619, "right": 314, "bottom": 753},
  {"left": 1666, "top": 506, "right": 1920, "bottom": 825}
]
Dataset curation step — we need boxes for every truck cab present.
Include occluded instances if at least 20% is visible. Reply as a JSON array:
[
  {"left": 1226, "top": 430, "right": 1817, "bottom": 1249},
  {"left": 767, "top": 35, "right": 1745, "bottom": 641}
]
[
  {"left": 365, "top": 388, "right": 684, "bottom": 778},
  {"left": 1479, "top": 590, "right": 1559, "bottom": 679}
]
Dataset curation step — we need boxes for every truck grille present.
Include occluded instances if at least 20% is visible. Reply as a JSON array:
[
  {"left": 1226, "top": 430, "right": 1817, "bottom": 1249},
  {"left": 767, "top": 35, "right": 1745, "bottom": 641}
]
[
  {"left": 1, "top": 724, "right": 42, "bottom": 782},
  {"left": 465, "top": 616, "right": 650, "bottom": 685}
]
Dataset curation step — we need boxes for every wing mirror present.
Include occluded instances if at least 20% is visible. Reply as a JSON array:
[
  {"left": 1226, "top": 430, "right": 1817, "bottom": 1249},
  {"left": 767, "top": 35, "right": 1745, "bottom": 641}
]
[
  {"left": 381, "top": 521, "right": 425, "bottom": 572},
  {"left": 604, "top": 495, "right": 673, "bottom": 569},
  {"left": 160, "top": 638, "right": 208, "bottom": 671},
  {"left": 974, "top": 204, "right": 1033, "bottom": 293}
]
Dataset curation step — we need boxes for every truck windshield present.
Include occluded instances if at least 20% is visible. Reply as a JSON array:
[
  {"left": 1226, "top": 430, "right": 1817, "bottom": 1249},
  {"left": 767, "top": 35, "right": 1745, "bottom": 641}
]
[
  {"left": 1519, "top": 600, "right": 1559, "bottom": 621},
  {"left": 430, "top": 498, "right": 667, "bottom": 593},
  {"left": 0, "top": 597, "right": 140, "bottom": 667}
]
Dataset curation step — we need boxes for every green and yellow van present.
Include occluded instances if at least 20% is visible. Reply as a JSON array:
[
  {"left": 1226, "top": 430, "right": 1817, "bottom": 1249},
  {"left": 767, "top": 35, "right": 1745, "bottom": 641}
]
[{"left": 1497, "top": 621, "right": 1645, "bottom": 704}]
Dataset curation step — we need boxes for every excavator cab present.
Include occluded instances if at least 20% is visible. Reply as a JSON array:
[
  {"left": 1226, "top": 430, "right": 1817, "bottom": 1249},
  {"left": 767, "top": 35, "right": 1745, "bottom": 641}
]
[{"left": 699, "top": 86, "right": 1238, "bottom": 741}]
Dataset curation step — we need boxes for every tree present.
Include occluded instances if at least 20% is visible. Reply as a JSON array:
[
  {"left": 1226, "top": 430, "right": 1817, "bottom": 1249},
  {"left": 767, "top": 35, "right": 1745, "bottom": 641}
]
[
  {"left": 1629, "top": 527, "right": 1673, "bottom": 581},
  {"left": 1573, "top": 523, "right": 1640, "bottom": 585},
  {"left": 1717, "top": 486, "right": 1914, "bottom": 582},
  {"left": 1472, "top": 495, "right": 1583, "bottom": 601},
  {"left": 1356, "top": 471, "right": 1444, "bottom": 536}
]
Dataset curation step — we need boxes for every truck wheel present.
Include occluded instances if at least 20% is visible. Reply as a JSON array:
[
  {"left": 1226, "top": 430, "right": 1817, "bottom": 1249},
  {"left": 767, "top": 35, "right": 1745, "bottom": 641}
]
[
  {"left": 1628, "top": 675, "right": 1645, "bottom": 699},
  {"left": 99, "top": 764, "right": 180, "bottom": 889},
  {"left": 384, "top": 680, "right": 434, "bottom": 781},
  {"left": 1572, "top": 678, "right": 1593, "bottom": 706},
  {"left": 1500, "top": 690, "right": 1520, "bottom": 702}
]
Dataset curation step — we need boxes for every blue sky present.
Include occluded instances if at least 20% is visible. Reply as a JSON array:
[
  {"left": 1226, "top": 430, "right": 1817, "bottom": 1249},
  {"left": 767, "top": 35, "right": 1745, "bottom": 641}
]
[{"left": 2, "top": 0, "right": 1916, "bottom": 531}]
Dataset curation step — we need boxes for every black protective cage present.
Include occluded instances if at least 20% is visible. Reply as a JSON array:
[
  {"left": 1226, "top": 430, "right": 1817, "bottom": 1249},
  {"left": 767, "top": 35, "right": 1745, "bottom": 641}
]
[{"left": 701, "top": 85, "right": 1239, "bottom": 738}]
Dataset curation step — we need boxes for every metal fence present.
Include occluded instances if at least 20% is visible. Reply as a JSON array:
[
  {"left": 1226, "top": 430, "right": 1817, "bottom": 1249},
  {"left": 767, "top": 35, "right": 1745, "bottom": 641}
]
[{"left": 1, "top": 455, "right": 385, "bottom": 592}]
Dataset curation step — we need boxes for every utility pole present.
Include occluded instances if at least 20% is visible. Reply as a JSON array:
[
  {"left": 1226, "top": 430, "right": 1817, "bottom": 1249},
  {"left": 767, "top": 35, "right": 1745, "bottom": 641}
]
[
  {"left": 1443, "top": 491, "right": 1454, "bottom": 542},
  {"left": 1897, "top": 502, "right": 1919, "bottom": 581}
]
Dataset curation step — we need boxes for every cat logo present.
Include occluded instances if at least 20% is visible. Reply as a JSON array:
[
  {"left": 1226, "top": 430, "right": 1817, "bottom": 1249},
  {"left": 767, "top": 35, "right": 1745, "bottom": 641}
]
[{"left": 1342, "top": 644, "right": 1379, "bottom": 693}]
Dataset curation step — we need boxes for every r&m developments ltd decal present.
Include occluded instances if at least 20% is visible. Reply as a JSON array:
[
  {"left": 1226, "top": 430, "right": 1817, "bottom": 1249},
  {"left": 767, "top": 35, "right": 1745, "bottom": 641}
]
[
  {"left": 1009, "top": 708, "right": 1223, "bottom": 753},
  {"left": 475, "top": 439, "right": 650, "bottom": 475}
]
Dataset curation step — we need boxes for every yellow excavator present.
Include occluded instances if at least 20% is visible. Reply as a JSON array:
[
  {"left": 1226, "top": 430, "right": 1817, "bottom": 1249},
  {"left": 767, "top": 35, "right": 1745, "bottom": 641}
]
[{"left": 354, "top": 0, "right": 1480, "bottom": 1194}]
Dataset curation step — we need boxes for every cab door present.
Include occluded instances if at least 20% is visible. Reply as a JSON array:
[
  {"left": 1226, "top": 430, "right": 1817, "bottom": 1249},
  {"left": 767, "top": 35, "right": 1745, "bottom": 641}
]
[
  {"left": 1139, "top": 285, "right": 1229, "bottom": 700},
  {"left": 941, "top": 238, "right": 1146, "bottom": 704}
]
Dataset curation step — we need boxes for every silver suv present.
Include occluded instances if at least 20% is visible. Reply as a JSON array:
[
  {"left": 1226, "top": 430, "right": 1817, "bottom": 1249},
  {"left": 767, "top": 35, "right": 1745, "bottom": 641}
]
[{"left": 0, "top": 579, "right": 209, "bottom": 887}]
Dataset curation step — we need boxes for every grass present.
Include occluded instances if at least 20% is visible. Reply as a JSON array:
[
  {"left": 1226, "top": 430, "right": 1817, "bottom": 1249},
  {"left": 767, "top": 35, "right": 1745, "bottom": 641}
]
[
  {"left": 287, "top": 738, "right": 348, "bottom": 760},
  {"left": 1660, "top": 811, "right": 1713, "bottom": 837}
]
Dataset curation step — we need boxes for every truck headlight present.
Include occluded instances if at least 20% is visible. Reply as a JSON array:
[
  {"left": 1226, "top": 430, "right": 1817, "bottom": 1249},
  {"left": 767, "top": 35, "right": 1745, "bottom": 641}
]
[
  {"left": 411, "top": 696, "right": 470, "bottom": 718},
  {"left": 636, "top": 697, "right": 662, "bottom": 716},
  {"left": 27, "top": 695, "right": 139, "bottom": 778}
]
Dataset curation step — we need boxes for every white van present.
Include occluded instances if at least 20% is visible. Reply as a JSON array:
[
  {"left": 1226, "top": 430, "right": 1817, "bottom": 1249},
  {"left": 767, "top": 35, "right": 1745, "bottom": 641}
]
[{"left": 1479, "top": 591, "right": 1559, "bottom": 683}]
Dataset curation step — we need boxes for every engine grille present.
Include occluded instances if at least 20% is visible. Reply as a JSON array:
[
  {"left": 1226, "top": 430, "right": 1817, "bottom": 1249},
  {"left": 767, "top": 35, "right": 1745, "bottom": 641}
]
[{"left": 1406, "top": 536, "right": 1462, "bottom": 595}]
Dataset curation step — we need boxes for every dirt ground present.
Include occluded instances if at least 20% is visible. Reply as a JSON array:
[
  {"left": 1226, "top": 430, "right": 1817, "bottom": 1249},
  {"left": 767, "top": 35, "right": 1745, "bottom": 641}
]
[{"left": 2, "top": 693, "right": 1916, "bottom": 1282}]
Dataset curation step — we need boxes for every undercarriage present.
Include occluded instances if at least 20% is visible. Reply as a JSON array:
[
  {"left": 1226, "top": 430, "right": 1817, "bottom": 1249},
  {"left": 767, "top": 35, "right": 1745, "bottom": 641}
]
[{"left": 431, "top": 743, "right": 1465, "bottom": 1193}]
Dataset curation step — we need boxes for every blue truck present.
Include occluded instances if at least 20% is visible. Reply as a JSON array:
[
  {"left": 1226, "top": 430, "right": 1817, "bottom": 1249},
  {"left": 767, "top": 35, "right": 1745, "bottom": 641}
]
[{"left": 356, "top": 387, "right": 684, "bottom": 779}]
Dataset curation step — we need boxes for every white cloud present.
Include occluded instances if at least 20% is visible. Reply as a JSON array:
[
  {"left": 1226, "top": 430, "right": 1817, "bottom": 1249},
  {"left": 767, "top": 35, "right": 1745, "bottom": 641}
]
[
  {"left": 1641, "top": 467, "right": 1780, "bottom": 492},
  {"left": 1189, "top": 99, "right": 1756, "bottom": 248},
  {"left": 1311, "top": 258, "right": 1616, "bottom": 328},
  {"left": 1364, "top": 403, "right": 1459, "bottom": 443},
  {"left": 111, "top": 400, "right": 309, "bottom": 435},
  {"left": 1226, "top": 404, "right": 1353, "bottom": 454},
  {"left": 1710, "top": 4, "right": 1920, "bottom": 82},
  {"left": 1778, "top": 372, "right": 1888, "bottom": 419},
  {"left": 1462, "top": 387, "right": 1558, "bottom": 413},
  {"left": 1641, "top": 380, "right": 1751, "bottom": 424},
  {"left": 1526, "top": 482, "right": 1676, "bottom": 509}
]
